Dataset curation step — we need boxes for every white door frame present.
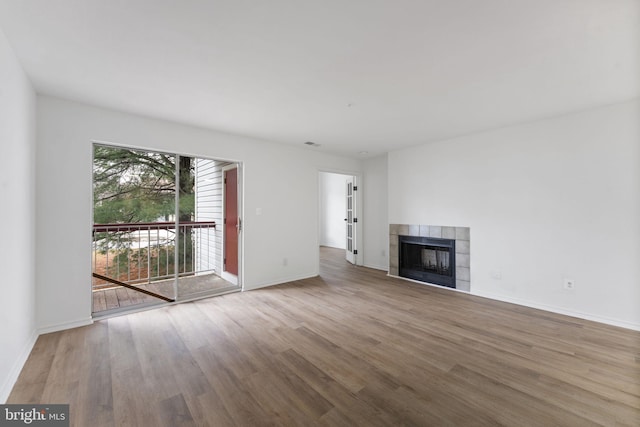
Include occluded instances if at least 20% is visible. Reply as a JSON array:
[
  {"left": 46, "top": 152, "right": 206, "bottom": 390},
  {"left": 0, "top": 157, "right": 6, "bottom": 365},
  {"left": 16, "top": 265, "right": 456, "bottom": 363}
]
[
  {"left": 318, "top": 170, "right": 363, "bottom": 266},
  {"left": 345, "top": 175, "right": 357, "bottom": 264}
]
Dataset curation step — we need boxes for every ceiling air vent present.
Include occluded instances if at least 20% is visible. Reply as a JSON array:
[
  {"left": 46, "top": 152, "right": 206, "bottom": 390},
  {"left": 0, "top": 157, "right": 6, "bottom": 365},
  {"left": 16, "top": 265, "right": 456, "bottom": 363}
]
[{"left": 304, "top": 141, "right": 321, "bottom": 147}]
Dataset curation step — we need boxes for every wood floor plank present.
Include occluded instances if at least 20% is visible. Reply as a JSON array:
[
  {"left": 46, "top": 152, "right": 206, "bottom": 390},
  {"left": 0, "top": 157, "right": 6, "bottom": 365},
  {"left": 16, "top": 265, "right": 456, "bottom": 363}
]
[
  {"left": 73, "top": 322, "right": 114, "bottom": 426},
  {"left": 9, "top": 247, "right": 640, "bottom": 426},
  {"left": 276, "top": 348, "right": 399, "bottom": 427},
  {"left": 111, "top": 367, "right": 161, "bottom": 426},
  {"left": 189, "top": 346, "right": 274, "bottom": 426},
  {"left": 105, "top": 290, "right": 119, "bottom": 310},
  {"left": 184, "top": 390, "right": 235, "bottom": 427},
  {"left": 6, "top": 333, "right": 61, "bottom": 404},
  {"left": 155, "top": 393, "right": 195, "bottom": 427},
  {"left": 93, "top": 291, "right": 107, "bottom": 312},
  {"left": 448, "top": 363, "right": 603, "bottom": 426}
]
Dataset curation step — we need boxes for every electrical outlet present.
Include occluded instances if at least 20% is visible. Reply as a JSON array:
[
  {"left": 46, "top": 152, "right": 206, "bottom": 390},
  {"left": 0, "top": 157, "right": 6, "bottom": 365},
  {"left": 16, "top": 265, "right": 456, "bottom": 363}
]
[
  {"left": 283, "top": 257, "right": 288, "bottom": 267},
  {"left": 563, "top": 278, "right": 575, "bottom": 290},
  {"left": 490, "top": 271, "right": 502, "bottom": 280}
]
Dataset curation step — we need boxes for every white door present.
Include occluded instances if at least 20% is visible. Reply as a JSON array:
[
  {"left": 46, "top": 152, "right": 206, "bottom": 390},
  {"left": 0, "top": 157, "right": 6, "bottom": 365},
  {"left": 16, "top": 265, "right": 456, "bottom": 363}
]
[{"left": 345, "top": 176, "right": 357, "bottom": 264}]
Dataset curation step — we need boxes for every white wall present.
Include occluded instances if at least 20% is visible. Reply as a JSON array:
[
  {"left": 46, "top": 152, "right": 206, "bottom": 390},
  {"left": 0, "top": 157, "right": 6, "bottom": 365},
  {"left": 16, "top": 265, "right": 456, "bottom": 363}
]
[
  {"left": 319, "top": 172, "right": 347, "bottom": 249},
  {"left": 0, "top": 28, "right": 37, "bottom": 402},
  {"left": 363, "top": 154, "right": 389, "bottom": 270},
  {"left": 35, "top": 96, "right": 362, "bottom": 331},
  {"left": 389, "top": 100, "right": 640, "bottom": 330}
]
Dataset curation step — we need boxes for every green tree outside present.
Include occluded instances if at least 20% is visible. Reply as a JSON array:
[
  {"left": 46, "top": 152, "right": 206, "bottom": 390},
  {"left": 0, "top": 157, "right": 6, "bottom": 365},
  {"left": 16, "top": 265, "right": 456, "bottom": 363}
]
[{"left": 93, "top": 145, "right": 195, "bottom": 281}]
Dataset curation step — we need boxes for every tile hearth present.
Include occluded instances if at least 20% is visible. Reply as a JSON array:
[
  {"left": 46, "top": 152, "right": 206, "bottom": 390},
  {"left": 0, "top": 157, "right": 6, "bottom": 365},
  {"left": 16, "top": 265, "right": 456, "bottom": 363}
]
[{"left": 389, "top": 224, "right": 471, "bottom": 292}]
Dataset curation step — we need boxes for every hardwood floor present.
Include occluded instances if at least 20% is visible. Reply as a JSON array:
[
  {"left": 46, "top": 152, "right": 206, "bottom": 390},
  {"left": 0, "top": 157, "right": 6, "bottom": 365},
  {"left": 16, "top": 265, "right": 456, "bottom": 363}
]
[{"left": 9, "top": 247, "right": 640, "bottom": 426}]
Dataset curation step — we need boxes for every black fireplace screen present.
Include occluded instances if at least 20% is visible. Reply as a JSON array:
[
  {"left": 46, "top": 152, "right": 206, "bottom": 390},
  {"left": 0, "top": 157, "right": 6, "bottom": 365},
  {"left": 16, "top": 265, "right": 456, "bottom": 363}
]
[
  {"left": 399, "top": 236, "right": 456, "bottom": 288},
  {"left": 420, "top": 246, "right": 451, "bottom": 274}
]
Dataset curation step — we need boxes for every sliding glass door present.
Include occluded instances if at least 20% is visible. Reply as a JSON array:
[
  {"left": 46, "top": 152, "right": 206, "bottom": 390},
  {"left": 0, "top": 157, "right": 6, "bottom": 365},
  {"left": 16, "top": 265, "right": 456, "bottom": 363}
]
[{"left": 92, "top": 144, "right": 239, "bottom": 315}]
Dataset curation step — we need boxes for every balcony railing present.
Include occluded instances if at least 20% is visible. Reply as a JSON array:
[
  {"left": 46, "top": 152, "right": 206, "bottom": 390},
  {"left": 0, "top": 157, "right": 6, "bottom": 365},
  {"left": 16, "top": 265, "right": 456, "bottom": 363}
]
[{"left": 92, "top": 221, "right": 216, "bottom": 292}]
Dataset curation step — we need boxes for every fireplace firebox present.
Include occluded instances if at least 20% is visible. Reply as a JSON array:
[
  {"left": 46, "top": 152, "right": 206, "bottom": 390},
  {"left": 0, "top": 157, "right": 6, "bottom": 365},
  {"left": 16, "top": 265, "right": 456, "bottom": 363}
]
[{"left": 399, "top": 235, "right": 456, "bottom": 288}]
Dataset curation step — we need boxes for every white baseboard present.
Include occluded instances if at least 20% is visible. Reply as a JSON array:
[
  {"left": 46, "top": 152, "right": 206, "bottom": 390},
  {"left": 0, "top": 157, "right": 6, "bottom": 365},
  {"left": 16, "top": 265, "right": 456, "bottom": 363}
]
[
  {"left": 363, "top": 263, "right": 388, "bottom": 271},
  {"left": 388, "top": 274, "right": 640, "bottom": 331},
  {"left": 1, "top": 331, "right": 38, "bottom": 403},
  {"left": 37, "top": 317, "right": 93, "bottom": 335},
  {"left": 472, "top": 290, "right": 640, "bottom": 331},
  {"left": 2, "top": 317, "right": 95, "bottom": 403},
  {"left": 244, "top": 272, "right": 319, "bottom": 291}
]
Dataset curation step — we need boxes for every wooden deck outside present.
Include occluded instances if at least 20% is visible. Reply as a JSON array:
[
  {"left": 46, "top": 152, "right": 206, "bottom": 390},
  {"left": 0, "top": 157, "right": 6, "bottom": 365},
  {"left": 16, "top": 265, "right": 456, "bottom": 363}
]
[{"left": 92, "top": 273, "right": 236, "bottom": 313}]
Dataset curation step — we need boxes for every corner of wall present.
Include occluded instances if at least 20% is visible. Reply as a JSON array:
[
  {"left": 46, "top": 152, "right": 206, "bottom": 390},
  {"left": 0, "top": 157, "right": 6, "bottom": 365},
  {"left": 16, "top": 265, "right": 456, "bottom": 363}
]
[
  {"left": 0, "top": 24, "right": 38, "bottom": 404},
  {"left": 363, "top": 154, "right": 389, "bottom": 271},
  {"left": 0, "top": 331, "right": 38, "bottom": 403}
]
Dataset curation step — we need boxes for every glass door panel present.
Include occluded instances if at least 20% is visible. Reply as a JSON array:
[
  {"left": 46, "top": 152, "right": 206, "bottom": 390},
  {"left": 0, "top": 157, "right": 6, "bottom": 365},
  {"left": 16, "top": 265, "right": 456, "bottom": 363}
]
[
  {"left": 176, "top": 156, "right": 238, "bottom": 298},
  {"left": 92, "top": 145, "right": 177, "bottom": 314}
]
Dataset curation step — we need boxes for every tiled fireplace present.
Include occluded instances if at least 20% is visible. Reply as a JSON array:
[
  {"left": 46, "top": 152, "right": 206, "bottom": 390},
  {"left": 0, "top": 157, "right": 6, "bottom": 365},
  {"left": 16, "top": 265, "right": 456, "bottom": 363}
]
[{"left": 389, "top": 224, "right": 470, "bottom": 292}]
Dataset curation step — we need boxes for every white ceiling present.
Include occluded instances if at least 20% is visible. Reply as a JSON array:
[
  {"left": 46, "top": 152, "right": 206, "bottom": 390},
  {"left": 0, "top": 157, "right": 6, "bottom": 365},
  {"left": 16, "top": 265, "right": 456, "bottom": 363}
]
[{"left": 0, "top": 0, "right": 638, "bottom": 157}]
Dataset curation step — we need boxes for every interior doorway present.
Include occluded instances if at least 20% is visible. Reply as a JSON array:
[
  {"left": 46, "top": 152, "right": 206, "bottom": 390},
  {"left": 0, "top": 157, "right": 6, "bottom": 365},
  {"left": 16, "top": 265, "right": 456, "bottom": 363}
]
[{"left": 318, "top": 171, "right": 361, "bottom": 265}]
